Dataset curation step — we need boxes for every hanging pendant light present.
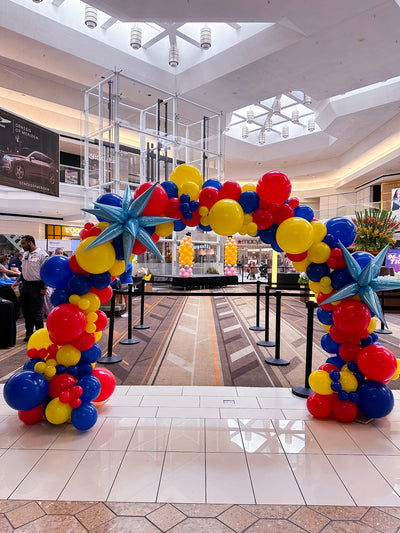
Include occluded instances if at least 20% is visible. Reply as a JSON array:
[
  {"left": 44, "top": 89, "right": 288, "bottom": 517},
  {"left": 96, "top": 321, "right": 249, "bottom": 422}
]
[
  {"left": 246, "top": 107, "right": 255, "bottom": 124},
  {"left": 200, "top": 25, "right": 212, "bottom": 49},
  {"left": 291, "top": 107, "right": 299, "bottom": 124},
  {"left": 169, "top": 44, "right": 179, "bottom": 67},
  {"left": 308, "top": 116, "right": 316, "bottom": 131},
  {"left": 130, "top": 25, "right": 142, "bottom": 50},
  {"left": 282, "top": 124, "right": 289, "bottom": 138},
  {"left": 242, "top": 124, "right": 249, "bottom": 139},
  {"left": 258, "top": 130, "right": 266, "bottom": 144},
  {"left": 304, "top": 94, "right": 312, "bottom": 106},
  {"left": 264, "top": 117, "right": 273, "bottom": 131},
  {"left": 85, "top": 5, "right": 98, "bottom": 29},
  {"left": 272, "top": 97, "right": 281, "bottom": 115}
]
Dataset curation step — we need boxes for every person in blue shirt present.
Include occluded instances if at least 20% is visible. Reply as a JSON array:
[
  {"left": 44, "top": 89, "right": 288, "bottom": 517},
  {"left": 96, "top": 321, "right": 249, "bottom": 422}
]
[{"left": 119, "top": 261, "right": 133, "bottom": 318}]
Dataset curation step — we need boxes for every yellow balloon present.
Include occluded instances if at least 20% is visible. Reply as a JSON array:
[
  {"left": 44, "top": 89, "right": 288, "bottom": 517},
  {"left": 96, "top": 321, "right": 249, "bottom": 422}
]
[
  {"left": 200, "top": 215, "right": 210, "bottom": 226},
  {"left": 95, "top": 221, "right": 110, "bottom": 231},
  {"left": 80, "top": 292, "right": 101, "bottom": 313},
  {"left": 27, "top": 328, "right": 53, "bottom": 351},
  {"left": 276, "top": 217, "right": 314, "bottom": 254},
  {"left": 69, "top": 294, "right": 81, "bottom": 306},
  {"left": 34, "top": 361, "right": 47, "bottom": 373},
  {"left": 292, "top": 259, "right": 311, "bottom": 272},
  {"left": 242, "top": 184, "right": 256, "bottom": 192},
  {"left": 94, "top": 331, "right": 102, "bottom": 342},
  {"left": 309, "top": 370, "right": 332, "bottom": 395},
  {"left": 391, "top": 359, "right": 400, "bottom": 381},
  {"left": 243, "top": 214, "right": 253, "bottom": 225},
  {"left": 323, "top": 324, "right": 331, "bottom": 332},
  {"left": 76, "top": 236, "right": 116, "bottom": 274},
  {"left": 44, "top": 366, "right": 57, "bottom": 379},
  {"left": 208, "top": 199, "right": 244, "bottom": 237},
  {"left": 87, "top": 311, "right": 98, "bottom": 323},
  {"left": 56, "top": 344, "right": 81, "bottom": 367},
  {"left": 311, "top": 220, "right": 327, "bottom": 243},
  {"left": 340, "top": 372, "right": 358, "bottom": 392},
  {"left": 85, "top": 323, "right": 97, "bottom": 334},
  {"left": 307, "top": 242, "right": 331, "bottom": 264},
  {"left": 308, "top": 280, "right": 321, "bottom": 294},
  {"left": 367, "top": 317, "right": 376, "bottom": 334},
  {"left": 156, "top": 221, "right": 174, "bottom": 237},
  {"left": 78, "top": 299, "right": 90, "bottom": 311},
  {"left": 179, "top": 181, "right": 200, "bottom": 201},
  {"left": 247, "top": 222, "right": 258, "bottom": 235},
  {"left": 109, "top": 259, "right": 125, "bottom": 277},
  {"left": 199, "top": 206, "right": 209, "bottom": 217},
  {"left": 170, "top": 164, "right": 203, "bottom": 189},
  {"left": 45, "top": 398, "right": 72, "bottom": 425}
]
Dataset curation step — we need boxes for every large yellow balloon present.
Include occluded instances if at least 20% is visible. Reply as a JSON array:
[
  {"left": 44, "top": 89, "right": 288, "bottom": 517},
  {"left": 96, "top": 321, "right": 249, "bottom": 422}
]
[
  {"left": 76, "top": 236, "right": 116, "bottom": 274},
  {"left": 109, "top": 259, "right": 125, "bottom": 277},
  {"left": 311, "top": 220, "right": 327, "bottom": 243},
  {"left": 208, "top": 199, "right": 244, "bottom": 237},
  {"left": 170, "top": 164, "right": 203, "bottom": 189},
  {"left": 156, "top": 221, "right": 174, "bottom": 237},
  {"left": 292, "top": 258, "right": 311, "bottom": 273},
  {"left": 309, "top": 369, "right": 332, "bottom": 395},
  {"left": 45, "top": 398, "right": 72, "bottom": 425},
  {"left": 56, "top": 344, "right": 81, "bottom": 367},
  {"left": 179, "top": 181, "right": 200, "bottom": 201},
  {"left": 27, "top": 328, "right": 53, "bottom": 350},
  {"left": 276, "top": 217, "right": 314, "bottom": 254},
  {"left": 307, "top": 242, "right": 331, "bottom": 264},
  {"left": 367, "top": 317, "right": 376, "bottom": 334}
]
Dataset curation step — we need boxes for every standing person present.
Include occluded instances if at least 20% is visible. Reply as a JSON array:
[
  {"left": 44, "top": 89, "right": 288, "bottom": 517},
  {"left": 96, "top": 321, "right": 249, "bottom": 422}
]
[
  {"left": 8, "top": 250, "right": 23, "bottom": 273},
  {"left": 12, "top": 235, "right": 48, "bottom": 342},
  {"left": 119, "top": 260, "right": 133, "bottom": 318},
  {"left": 54, "top": 247, "right": 65, "bottom": 256}
]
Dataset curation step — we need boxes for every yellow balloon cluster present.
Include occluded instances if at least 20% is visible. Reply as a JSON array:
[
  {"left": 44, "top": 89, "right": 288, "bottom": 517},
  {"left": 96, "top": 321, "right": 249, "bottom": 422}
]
[
  {"left": 308, "top": 366, "right": 358, "bottom": 396},
  {"left": 179, "top": 234, "right": 194, "bottom": 267},
  {"left": 239, "top": 214, "right": 258, "bottom": 237},
  {"left": 224, "top": 237, "right": 237, "bottom": 266},
  {"left": 208, "top": 199, "right": 244, "bottom": 237},
  {"left": 171, "top": 164, "right": 202, "bottom": 201}
]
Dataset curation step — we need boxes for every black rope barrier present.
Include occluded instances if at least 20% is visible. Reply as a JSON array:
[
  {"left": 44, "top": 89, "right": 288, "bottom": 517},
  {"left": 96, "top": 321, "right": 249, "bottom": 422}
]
[
  {"left": 119, "top": 283, "right": 140, "bottom": 345},
  {"left": 257, "top": 285, "right": 275, "bottom": 348},
  {"left": 264, "top": 291, "right": 290, "bottom": 366},
  {"left": 375, "top": 291, "right": 392, "bottom": 334},
  {"left": 249, "top": 280, "right": 265, "bottom": 332},
  {"left": 292, "top": 300, "right": 318, "bottom": 398},
  {"left": 134, "top": 280, "right": 150, "bottom": 330}
]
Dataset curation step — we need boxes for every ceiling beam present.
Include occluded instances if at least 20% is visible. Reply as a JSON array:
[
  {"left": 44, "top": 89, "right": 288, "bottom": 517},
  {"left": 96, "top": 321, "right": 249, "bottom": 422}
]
[{"left": 101, "top": 16, "right": 118, "bottom": 30}]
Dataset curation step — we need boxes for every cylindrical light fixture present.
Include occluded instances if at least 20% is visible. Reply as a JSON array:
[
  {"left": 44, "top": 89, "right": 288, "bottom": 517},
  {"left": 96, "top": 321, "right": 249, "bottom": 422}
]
[
  {"left": 264, "top": 117, "right": 273, "bottom": 131},
  {"left": 130, "top": 25, "right": 142, "bottom": 50},
  {"left": 32, "top": 0, "right": 44, "bottom": 3},
  {"left": 291, "top": 107, "right": 299, "bottom": 124},
  {"left": 200, "top": 25, "right": 212, "bottom": 49},
  {"left": 246, "top": 107, "right": 255, "bottom": 124},
  {"left": 272, "top": 97, "right": 281, "bottom": 115},
  {"left": 282, "top": 124, "right": 289, "bottom": 138},
  {"left": 304, "top": 94, "right": 312, "bottom": 106},
  {"left": 85, "top": 5, "right": 98, "bottom": 29},
  {"left": 308, "top": 116, "right": 316, "bottom": 131},
  {"left": 169, "top": 44, "right": 179, "bottom": 67},
  {"left": 242, "top": 124, "right": 249, "bottom": 139},
  {"left": 258, "top": 130, "right": 266, "bottom": 145}
]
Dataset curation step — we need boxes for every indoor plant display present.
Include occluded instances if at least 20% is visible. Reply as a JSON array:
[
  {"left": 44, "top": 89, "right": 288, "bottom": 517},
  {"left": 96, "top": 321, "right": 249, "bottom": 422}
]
[{"left": 353, "top": 208, "right": 400, "bottom": 254}]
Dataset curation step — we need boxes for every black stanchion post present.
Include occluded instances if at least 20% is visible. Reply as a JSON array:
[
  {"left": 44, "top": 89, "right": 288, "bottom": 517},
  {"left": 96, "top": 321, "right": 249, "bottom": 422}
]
[
  {"left": 257, "top": 285, "right": 275, "bottom": 347},
  {"left": 250, "top": 280, "right": 265, "bottom": 331},
  {"left": 292, "top": 300, "right": 317, "bottom": 397},
  {"left": 99, "top": 290, "right": 122, "bottom": 363},
  {"left": 120, "top": 283, "right": 140, "bottom": 345},
  {"left": 265, "top": 290, "right": 289, "bottom": 366},
  {"left": 134, "top": 279, "right": 150, "bottom": 330},
  {"left": 375, "top": 291, "right": 392, "bottom": 334}
]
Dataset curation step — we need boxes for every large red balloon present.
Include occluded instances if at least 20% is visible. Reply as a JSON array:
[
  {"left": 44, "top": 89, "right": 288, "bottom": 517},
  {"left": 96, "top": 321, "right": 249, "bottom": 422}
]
[
  {"left": 358, "top": 344, "right": 397, "bottom": 382},
  {"left": 47, "top": 304, "right": 87, "bottom": 345},
  {"left": 256, "top": 171, "right": 292, "bottom": 204},
  {"left": 92, "top": 367, "right": 116, "bottom": 403},
  {"left": 94, "top": 310, "right": 108, "bottom": 331},
  {"left": 134, "top": 182, "right": 168, "bottom": 216},
  {"left": 339, "top": 342, "right": 361, "bottom": 363},
  {"left": 71, "top": 331, "right": 96, "bottom": 351},
  {"left": 18, "top": 404, "right": 44, "bottom": 425},
  {"left": 274, "top": 204, "right": 295, "bottom": 225},
  {"left": 199, "top": 187, "right": 220, "bottom": 209},
  {"left": 307, "top": 392, "right": 333, "bottom": 418},
  {"left": 90, "top": 286, "right": 112, "bottom": 304},
  {"left": 331, "top": 395, "right": 358, "bottom": 422},
  {"left": 252, "top": 208, "right": 274, "bottom": 230},
  {"left": 164, "top": 197, "right": 181, "bottom": 218},
  {"left": 49, "top": 374, "right": 77, "bottom": 398},
  {"left": 317, "top": 291, "right": 336, "bottom": 311},
  {"left": 329, "top": 324, "right": 350, "bottom": 344},
  {"left": 333, "top": 300, "right": 371, "bottom": 336},
  {"left": 219, "top": 181, "right": 242, "bottom": 201}
]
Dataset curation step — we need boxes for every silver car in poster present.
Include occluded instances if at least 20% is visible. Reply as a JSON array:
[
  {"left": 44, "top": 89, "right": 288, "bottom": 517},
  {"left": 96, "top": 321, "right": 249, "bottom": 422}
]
[{"left": 0, "top": 149, "right": 58, "bottom": 184}]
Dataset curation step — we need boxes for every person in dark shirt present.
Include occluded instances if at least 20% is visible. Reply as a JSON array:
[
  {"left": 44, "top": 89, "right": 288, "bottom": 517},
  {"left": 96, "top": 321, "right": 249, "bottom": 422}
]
[{"left": 8, "top": 250, "right": 23, "bottom": 273}]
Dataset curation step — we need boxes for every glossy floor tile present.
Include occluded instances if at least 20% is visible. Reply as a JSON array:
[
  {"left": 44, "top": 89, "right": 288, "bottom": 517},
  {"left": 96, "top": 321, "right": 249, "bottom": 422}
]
[{"left": 158, "top": 452, "right": 205, "bottom": 503}]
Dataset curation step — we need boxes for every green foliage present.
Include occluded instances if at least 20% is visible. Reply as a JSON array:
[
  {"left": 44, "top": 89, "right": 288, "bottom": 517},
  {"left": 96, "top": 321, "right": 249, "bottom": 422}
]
[
  {"left": 353, "top": 208, "right": 400, "bottom": 252},
  {"left": 206, "top": 267, "right": 219, "bottom": 274}
]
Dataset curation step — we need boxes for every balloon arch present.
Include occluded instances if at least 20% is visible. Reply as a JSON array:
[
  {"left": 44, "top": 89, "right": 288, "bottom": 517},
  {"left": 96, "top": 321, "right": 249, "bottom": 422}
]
[{"left": 4, "top": 164, "right": 400, "bottom": 429}]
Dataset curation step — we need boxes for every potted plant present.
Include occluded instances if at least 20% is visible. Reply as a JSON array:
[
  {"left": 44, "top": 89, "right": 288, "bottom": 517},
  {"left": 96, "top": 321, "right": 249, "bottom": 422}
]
[
  {"left": 353, "top": 208, "right": 400, "bottom": 254},
  {"left": 298, "top": 272, "right": 310, "bottom": 302}
]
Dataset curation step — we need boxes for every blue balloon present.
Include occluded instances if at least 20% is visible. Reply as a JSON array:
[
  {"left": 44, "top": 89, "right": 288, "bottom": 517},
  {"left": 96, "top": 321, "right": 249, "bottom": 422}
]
[
  {"left": 321, "top": 333, "right": 341, "bottom": 354},
  {"left": 75, "top": 362, "right": 94, "bottom": 379},
  {"left": 40, "top": 256, "right": 73, "bottom": 290},
  {"left": 161, "top": 181, "right": 178, "bottom": 198},
  {"left": 259, "top": 224, "right": 278, "bottom": 245},
  {"left": 183, "top": 211, "right": 193, "bottom": 221},
  {"left": 316, "top": 308, "right": 334, "bottom": 325},
  {"left": 203, "top": 179, "right": 221, "bottom": 190},
  {"left": 179, "top": 203, "right": 191, "bottom": 215},
  {"left": 326, "top": 355, "right": 346, "bottom": 369},
  {"left": 67, "top": 274, "right": 92, "bottom": 295},
  {"left": 67, "top": 365, "right": 78, "bottom": 377},
  {"left": 78, "top": 375, "right": 101, "bottom": 403},
  {"left": 330, "top": 268, "right": 353, "bottom": 290},
  {"left": 4, "top": 370, "right": 49, "bottom": 411},
  {"left": 238, "top": 191, "right": 260, "bottom": 213},
  {"left": 198, "top": 223, "right": 212, "bottom": 232},
  {"left": 190, "top": 201, "right": 200, "bottom": 211},
  {"left": 294, "top": 205, "right": 314, "bottom": 222},
  {"left": 51, "top": 289, "right": 70, "bottom": 307},
  {"left": 271, "top": 240, "right": 283, "bottom": 253},
  {"left": 23, "top": 358, "right": 44, "bottom": 371},
  {"left": 71, "top": 402, "right": 98, "bottom": 431},
  {"left": 357, "top": 380, "right": 394, "bottom": 418},
  {"left": 306, "top": 263, "right": 330, "bottom": 282},
  {"left": 56, "top": 365, "right": 66, "bottom": 374},
  {"left": 80, "top": 343, "right": 102, "bottom": 364},
  {"left": 96, "top": 193, "right": 123, "bottom": 222},
  {"left": 325, "top": 217, "right": 357, "bottom": 248},
  {"left": 180, "top": 193, "right": 190, "bottom": 204},
  {"left": 89, "top": 272, "right": 112, "bottom": 289},
  {"left": 112, "top": 234, "right": 125, "bottom": 260},
  {"left": 323, "top": 234, "right": 335, "bottom": 247},
  {"left": 352, "top": 251, "right": 374, "bottom": 269},
  {"left": 174, "top": 219, "right": 186, "bottom": 232}
]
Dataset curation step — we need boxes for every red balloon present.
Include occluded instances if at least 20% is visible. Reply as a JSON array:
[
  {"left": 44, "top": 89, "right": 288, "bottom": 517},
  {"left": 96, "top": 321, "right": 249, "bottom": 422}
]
[
  {"left": 27, "top": 348, "right": 38, "bottom": 359},
  {"left": 317, "top": 291, "right": 336, "bottom": 311},
  {"left": 164, "top": 197, "right": 182, "bottom": 218},
  {"left": 252, "top": 208, "right": 274, "bottom": 230},
  {"left": 256, "top": 171, "right": 292, "bottom": 204},
  {"left": 90, "top": 286, "right": 112, "bottom": 304},
  {"left": 331, "top": 395, "right": 358, "bottom": 423},
  {"left": 307, "top": 392, "right": 333, "bottom": 418},
  {"left": 339, "top": 342, "right": 361, "bottom": 362},
  {"left": 287, "top": 251, "right": 308, "bottom": 262},
  {"left": 95, "top": 310, "right": 108, "bottom": 331},
  {"left": 132, "top": 240, "right": 147, "bottom": 255},
  {"left": 186, "top": 209, "right": 202, "bottom": 227},
  {"left": 49, "top": 374, "right": 77, "bottom": 398},
  {"left": 329, "top": 324, "right": 350, "bottom": 344},
  {"left": 18, "top": 404, "right": 44, "bottom": 425},
  {"left": 199, "top": 187, "right": 220, "bottom": 209},
  {"left": 219, "top": 181, "right": 242, "bottom": 201},
  {"left": 134, "top": 182, "right": 168, "bottom": 216},
  {"left": 327, "top": 248, "right": 346, "bottom": 270},
  {"left": 47, "top": 304, "right": 87, "bottom": 345},
  {"left": 288, "top": 197, "right": 300, "bottom": 209},
  {"left": 358, "top": 344, "right": 397, "bottom": 382},
  {"left": 71, "top": 331, "right": 96, "bottom": 351},
  {"left": 69, "top": 254, "right": 87, "bottom": 275},
  {"left": 319, "top": 363, "right": 339, "bottom": 373},
  {"left": 333, "top": 300, "right": 371, "bottom": 336},
  {"left": 92, "top": 367, "right": 116, "bottom": 403},
  {"left": 274, "top": 204, "right": 295, "bottom": 225}
]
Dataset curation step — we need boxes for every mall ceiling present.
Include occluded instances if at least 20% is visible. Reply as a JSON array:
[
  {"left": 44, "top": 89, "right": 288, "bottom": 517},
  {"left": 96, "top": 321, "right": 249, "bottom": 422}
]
[{"left": 1, "top": 0, "right": 400, "bottom": 199}]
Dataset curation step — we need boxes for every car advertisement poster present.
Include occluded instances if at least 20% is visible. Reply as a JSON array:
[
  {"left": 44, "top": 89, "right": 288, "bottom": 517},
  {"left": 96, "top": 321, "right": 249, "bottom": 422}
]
[{"left": 0, "top": 107, "right": 59, "bottom": 197}]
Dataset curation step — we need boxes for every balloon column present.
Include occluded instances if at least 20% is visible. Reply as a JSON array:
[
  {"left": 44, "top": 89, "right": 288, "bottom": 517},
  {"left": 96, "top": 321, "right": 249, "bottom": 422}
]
[
  {"left": 179, "top": 234, "right": 194, "bottom": 277},
  {"left": 224, "top": 237, "right": 237, "bottom": 275}
]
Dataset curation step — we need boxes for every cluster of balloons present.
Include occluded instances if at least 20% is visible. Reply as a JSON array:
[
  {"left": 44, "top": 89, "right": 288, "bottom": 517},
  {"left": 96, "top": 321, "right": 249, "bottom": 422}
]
[
  {"left": 3, "top": 221, "right": 118, "bottom": 430},
  {"left": 179, "top": 234, "right": 194, "bottom": 277},
  {"left": 224, "top": 237, "right": 237, "bottom": 276}
]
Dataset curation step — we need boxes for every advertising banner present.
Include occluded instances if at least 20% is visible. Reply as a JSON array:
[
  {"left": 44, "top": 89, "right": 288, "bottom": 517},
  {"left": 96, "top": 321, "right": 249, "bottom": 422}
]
[
  {"left": 386, "top": 249, "right": 400, "bottom": 273},
  {"left": 0, "top": 107, "right": 59, "bottom": 196}
]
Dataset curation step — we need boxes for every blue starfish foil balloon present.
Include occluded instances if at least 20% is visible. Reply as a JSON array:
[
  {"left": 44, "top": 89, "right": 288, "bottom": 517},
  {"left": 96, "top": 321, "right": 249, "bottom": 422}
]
[
  {"left": 322, "top": 242, "right": 400, "bottom": 326},
  {"left": 82, "top": 184, "right": 177, "bottom": 266}
]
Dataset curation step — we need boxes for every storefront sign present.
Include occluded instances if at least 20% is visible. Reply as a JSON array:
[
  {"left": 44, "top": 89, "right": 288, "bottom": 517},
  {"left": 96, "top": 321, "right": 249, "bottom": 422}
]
[{"left": 386, "top": 249, "right": 400, "bottom": 272}]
